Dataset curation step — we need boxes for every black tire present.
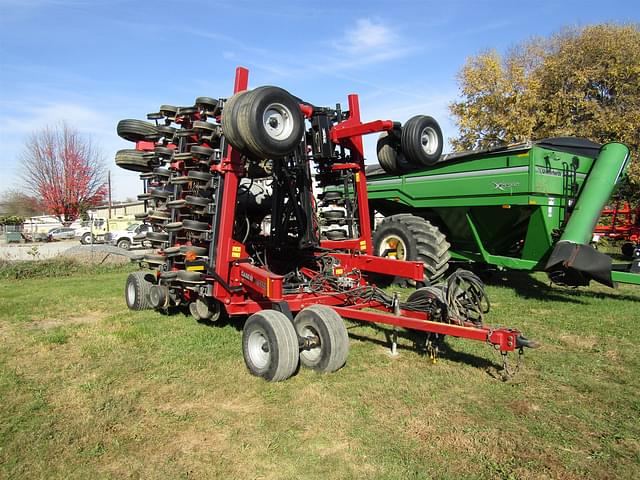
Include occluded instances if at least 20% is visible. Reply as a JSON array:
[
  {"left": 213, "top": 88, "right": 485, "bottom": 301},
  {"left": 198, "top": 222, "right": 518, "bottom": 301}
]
[
  {"left": 235, "top": 86, "right": 304, "bottom": 158},
  {"left": 115, "top": 149, "right": 151, "bottom": 172},
  {"left": 195, "top": 96, "right": 218, "bottom": 110},
  {"left": 183, "top": 219, "right": 210, "bottom": 232},
  {"left": 321, "top": 210, "right": 345, "bottom": 220},
  {"left": 325, "top": 229, "right": 347, "bottom": 240},
  {"left": 81, "top": 232, "right": 93, "bottom": 245},
  {"left": 242, "top": 310, "right": 299, "bottom": 382},
  {"left": 149, "top": 285, "right": 169, "bottom": 309},
  {"left": 159, "top": 105, "right": 178, "bottom": 118},
  {"left": 146, "top": 231, "right": 169, "bottom": 243},
  {"left": 294, "top": 305, "right": 349, "bottom": 373},
  {"left": 188, "top": 170, "right": 213, "bottom": 182},
  {"left": 377, "top": 132, "right": 411, "bottom": 174},
  {"left": 185, "top": 195, "right": 210, "bottom": 207},
  {"left": 117, "top": 238, "right": 131, "bottom": 250},
  {"left": 190, "top": 145, "right": 214, "bottom": 159},
  {"left": 117, "top": 119, "right": 160, "bottom": 143},
  {"left": 621, "top": 242, "right": 635, "bottom": 259},
  {"left": 189, "top": 297, "right": 223, "bottom": 322},
  {"left": 125, "top": 271, "right": 155, "bottom": 310},
  {"left": 222, "top": 90, "right": 251, "bottom": 152},
  {"left": 373, "top": 214, "right": 450, "bottom": 283},
  {"left": 401, "top": 115, "right": 443, "bottom": 166}
]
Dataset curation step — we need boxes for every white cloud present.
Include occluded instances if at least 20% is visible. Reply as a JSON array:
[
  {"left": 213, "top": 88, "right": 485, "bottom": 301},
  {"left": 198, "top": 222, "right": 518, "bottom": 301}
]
[{"left": 339, "top": 18, "right": 398, "bottom": 55}]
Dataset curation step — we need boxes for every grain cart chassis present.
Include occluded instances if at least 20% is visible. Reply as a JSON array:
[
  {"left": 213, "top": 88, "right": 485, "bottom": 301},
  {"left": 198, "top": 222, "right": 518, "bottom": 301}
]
[{"left": 118, "top": 67, "right": 535, "bottom": 382}]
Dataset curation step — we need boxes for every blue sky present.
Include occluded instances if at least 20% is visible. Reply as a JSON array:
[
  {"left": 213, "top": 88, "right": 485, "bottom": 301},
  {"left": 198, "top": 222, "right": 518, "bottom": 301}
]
[{"left": 0, "top": 0, "right": 637, "bottom": 201}]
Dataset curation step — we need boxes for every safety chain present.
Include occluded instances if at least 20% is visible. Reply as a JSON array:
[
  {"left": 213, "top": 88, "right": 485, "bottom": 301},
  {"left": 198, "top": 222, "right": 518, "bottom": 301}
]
[{"left": 500, "top": 347, "right": 524, "bottom": 380}]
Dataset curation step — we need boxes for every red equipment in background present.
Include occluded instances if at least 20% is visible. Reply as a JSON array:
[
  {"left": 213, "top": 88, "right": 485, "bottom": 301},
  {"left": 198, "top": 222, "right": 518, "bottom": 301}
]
[{"left": 594, "top": 202, "right": 640, "bottom": 257}]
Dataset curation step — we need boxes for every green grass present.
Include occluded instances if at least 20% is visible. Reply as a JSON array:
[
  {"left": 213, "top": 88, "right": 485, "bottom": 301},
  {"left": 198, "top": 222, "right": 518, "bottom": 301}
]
[{"left": 0, "top": 268, "right": 639, "bottom": 479}]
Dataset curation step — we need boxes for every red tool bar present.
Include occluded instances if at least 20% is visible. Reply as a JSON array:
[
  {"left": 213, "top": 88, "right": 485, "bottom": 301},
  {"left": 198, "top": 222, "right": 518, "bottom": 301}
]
[
  {"left": 329, "top": 252, "right": 424, "bottom": 282},
  {"left": 331, "top": 306, "right": 520, "bottom": 351},
  {"left": 330, "top": 119, "right": 394, "bottom": 144},
  {"left": 237, "top": 262, "right": 284, "bottom": 301}
]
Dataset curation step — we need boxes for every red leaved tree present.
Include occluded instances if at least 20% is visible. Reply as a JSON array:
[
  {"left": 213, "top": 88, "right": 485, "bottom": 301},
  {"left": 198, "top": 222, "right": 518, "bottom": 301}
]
[{"left": 20, "top": 124, "right": 107, "bottom": 221}]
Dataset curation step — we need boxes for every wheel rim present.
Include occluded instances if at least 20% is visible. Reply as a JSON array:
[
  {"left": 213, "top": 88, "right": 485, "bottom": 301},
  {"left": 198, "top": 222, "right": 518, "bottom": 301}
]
[
  {"left": 300, "top": 325, "right": 321, "bottom": 363},
  {"left": 420, "top": 127, "right": 439, "bottom": 155},
  {"left": 126, "top": 282, "right": 136, "bottom": 305},
  {"left": 263, "top": 103, "right": 294, "bottom": 141},
  {"left": 378, "top": 234, "right": 407, "bottom": 260},
  {"left": 247, "top": 328, "right": 270, "bottom": 369}
]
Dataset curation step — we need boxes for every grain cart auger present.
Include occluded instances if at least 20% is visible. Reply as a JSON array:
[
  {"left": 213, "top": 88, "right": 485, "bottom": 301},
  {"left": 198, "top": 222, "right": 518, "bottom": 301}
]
[{"left": 114, "top": 67, "right": 537, "bottom": 382}]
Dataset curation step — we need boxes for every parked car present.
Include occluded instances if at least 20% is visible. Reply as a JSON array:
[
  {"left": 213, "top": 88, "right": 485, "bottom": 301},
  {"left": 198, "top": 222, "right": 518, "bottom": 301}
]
[{"left": 47, "top": 227, "right": 76, "bottom": 241}]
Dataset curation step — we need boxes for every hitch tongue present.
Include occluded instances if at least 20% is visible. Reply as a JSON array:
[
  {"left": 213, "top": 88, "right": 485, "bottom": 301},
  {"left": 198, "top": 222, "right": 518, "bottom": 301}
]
[{"left": 516, "top": 334, "right": 540, "bottom": 349}]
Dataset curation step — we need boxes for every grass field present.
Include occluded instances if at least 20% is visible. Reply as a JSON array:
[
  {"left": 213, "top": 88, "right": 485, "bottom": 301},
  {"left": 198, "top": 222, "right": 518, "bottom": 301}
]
[{"left": 1, "top": 266, "right": 639, "bottom": 479}]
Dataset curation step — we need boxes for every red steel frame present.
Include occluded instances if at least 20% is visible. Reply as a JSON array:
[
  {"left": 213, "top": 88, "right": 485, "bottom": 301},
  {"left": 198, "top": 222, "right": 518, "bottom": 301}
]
[
  {"left": 594, "top": 202, "right": 640, "bottom": 242},
  {"left": 181, "top": 67, "right": 525, "bottom": 353}
]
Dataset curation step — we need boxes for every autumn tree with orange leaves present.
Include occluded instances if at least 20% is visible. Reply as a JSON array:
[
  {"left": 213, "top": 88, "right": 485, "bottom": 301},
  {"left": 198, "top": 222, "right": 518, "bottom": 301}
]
[{"left": 20, "top": 124, "right": 107, "bottom": 221}]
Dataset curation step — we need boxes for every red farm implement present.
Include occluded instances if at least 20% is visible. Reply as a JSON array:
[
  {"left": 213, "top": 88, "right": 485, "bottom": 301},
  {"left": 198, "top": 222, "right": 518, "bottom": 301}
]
[
  {"left": 115, "top": 67, "right": 537, "bottom": 382},
  {"left": 594, "top": 202, "right": 640, "bottom": 258}
]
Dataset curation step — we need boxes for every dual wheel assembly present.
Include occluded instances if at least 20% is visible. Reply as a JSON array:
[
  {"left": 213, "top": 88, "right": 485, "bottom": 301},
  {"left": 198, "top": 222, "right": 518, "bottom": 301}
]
[
  {"left": 377, "top": 115, "right": 444, "bottom": 175},
  {"left": 243, "top": 305, "right": 349, "bottom": 381}
]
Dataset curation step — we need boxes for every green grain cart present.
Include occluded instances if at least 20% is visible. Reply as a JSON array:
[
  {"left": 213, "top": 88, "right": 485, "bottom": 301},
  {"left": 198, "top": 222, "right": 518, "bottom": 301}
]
[{"left": 366, "top": 137, "right": 640, "bottom": 287}]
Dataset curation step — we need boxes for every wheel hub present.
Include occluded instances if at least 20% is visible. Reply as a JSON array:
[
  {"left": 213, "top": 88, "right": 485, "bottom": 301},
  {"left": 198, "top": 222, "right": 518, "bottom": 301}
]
[
  {"left": 248, "top": 329, "right": 270, "bottom": 369},
  {"left": 420, "top": 127, "right": 438, "bottom": 155},
  {"left": 263, "top": 103, "right": 293, "bottom": 141},
  {"left": 379, "top": 234, "right": 407, "bottom": 260}
]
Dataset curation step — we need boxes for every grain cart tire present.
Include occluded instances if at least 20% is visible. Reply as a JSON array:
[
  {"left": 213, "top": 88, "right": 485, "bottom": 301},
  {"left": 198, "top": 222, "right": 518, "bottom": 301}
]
[
  {"left": 621, "top": 242, "right": 635, "bottom": 259},
  {"left": 117, "top": 119, "right": 160, "bottom": 142},
  {"left": 222, "top": 90, "right": 251, "bottom": 152},
  {"left": 373, "top": 214, "right": 451, "bottom": 283},
  {"left": 236, "top": 86, "right": 304, "bottom": 158},
  {"left": 125, "top": 271, "right": 155, "bottom": 310},
  {"left": 377, "top": 132, "right": 411, "bottom": 174},
  {"left": 242, "top": 310, "right": 299, "bottom": 382},
  {"left": 294, "top": 305, "right": 349, "bottom": 373},
  {"left": 401, "top": 115, "right": 443, "bottom": 166}
]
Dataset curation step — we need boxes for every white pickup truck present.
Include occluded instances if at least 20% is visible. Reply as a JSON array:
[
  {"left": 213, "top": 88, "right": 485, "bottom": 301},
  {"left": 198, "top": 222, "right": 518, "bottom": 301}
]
[{"left": 104, "top": 223, "right": 152, "bottom": 250}]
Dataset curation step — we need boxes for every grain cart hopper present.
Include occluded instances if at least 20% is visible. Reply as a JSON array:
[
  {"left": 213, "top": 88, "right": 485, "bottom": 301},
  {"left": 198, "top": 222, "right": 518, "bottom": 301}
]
[
  {"left": 367, "top": 134, "right": 640, "bottom": 287},
  {"left": 113, "top": 67, "right": 537, "bottom": 382}
]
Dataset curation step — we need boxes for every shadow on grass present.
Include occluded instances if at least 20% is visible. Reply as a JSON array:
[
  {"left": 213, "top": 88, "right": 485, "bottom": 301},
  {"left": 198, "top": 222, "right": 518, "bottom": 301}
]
[
  {"left": 347, "top": 323, "right": 502, "bottom": 372},
  {"left": 484, "top": 270, "right": 640, "bottom": 303}
]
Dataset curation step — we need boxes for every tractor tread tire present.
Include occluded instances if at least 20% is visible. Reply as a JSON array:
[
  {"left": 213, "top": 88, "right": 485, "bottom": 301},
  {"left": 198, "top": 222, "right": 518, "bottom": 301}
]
[{"left": 373, "top": 214, "right": 450, "bottom": 282}]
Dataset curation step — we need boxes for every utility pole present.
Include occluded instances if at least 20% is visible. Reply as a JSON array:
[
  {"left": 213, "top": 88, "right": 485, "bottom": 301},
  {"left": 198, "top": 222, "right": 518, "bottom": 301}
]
[{"left": 108, "top": 170, "right": 112, "bottom": 219}]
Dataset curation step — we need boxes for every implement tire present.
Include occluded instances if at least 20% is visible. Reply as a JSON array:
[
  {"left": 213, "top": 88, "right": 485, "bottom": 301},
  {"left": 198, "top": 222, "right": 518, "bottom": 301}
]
[
  {"left": 125, "top": 271, "right": 155, "bottom": 310},
  {"left": 373, "top": 213, "right": 450, "bottom": 283},
  {"left": 242, "top": 310, "right": 299, "bottom": 382}
]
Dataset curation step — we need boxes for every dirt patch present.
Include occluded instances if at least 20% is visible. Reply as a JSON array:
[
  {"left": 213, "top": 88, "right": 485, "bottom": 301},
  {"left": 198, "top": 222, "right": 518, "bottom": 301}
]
[
  {"left": 559, "top": 334, "right": 598, "bottom": 349},
  {"left": 27, "top": 310, "right": 107, "bottom": 330},
  {"left": 508, "top": 399, "right": 541, "bottom": 416}
]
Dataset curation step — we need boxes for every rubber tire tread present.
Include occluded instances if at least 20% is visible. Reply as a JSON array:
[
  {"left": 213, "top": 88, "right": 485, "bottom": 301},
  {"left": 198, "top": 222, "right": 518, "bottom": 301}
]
[
  {"left": 117, "top": 119, "right": 160, "bottom": 142},
  {"left": 222, "top": 90, "right": 251, "bottom": 152},
  {"left": 373, "top": 213, "right": 451, "bottom": 282},
  {"left": 377, "top": 132, "right": 411, "bottom": 174},
  {"left": 242, "top": 310, "right": 299, "bottom": 382},
  {"left": 125, "top": 271, "right": 154, "bottom": 310},
  {"left": 236, "top": 86, "right": 304, "bottom": 158},
  {"left": 401, "top": 115, "right": 443, "bottom": 166},
  {"left": 294, "top": 305, "right": 349, "bottom": 373}
]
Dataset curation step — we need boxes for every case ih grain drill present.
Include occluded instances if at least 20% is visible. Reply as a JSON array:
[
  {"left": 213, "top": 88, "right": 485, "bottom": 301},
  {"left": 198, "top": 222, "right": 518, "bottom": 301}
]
[{"left": 115, "top": 67, "right": 536, "bottom": 381}]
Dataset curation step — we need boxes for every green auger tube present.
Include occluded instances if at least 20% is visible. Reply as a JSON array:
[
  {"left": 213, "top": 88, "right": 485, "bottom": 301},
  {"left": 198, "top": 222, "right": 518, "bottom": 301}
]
[{"left": 546, "top": 142, "right": 631, "bottom": 287}]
